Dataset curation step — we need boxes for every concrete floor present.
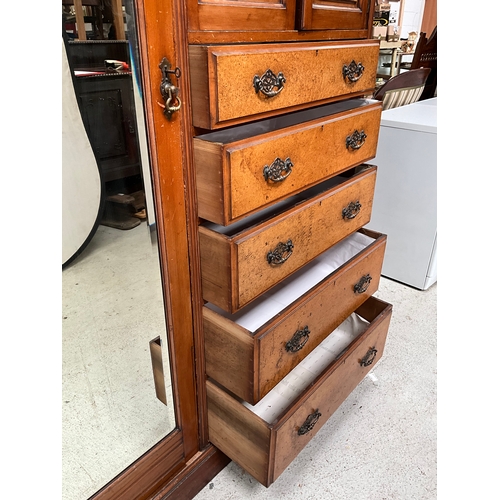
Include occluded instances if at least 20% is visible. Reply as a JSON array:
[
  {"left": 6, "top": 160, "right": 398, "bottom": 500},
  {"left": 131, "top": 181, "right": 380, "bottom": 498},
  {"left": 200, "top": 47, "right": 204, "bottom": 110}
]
[
  {"left": 194, "top": 277, "right": 437, "bottom": 500},
  {"left": 62, "top": 223, "right": 176, "bottom": 500}
]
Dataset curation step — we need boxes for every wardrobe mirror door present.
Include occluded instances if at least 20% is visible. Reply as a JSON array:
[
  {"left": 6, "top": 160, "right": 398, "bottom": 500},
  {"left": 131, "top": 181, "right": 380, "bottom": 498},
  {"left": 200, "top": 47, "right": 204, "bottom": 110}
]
[{"left": 62, "top": 1, "right": 177, "bottom": 499}]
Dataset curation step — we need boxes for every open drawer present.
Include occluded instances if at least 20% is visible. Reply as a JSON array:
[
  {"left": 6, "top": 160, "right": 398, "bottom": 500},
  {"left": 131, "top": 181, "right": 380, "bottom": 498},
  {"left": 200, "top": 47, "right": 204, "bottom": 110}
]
[
  {"left": 199, "top": 165, "right": 377, "bottom": 313},
  {"left": 194, "top": 99, "right": 382, "bottom": 225},
  {"left": 206, "top": 295, "right": 393, "bottom": 487},
  {"left": 189, "top": 40, "right": 379, "bottom": 129},
  {"left": 204, "top": 228, "right": 386, "bottom": 404}
]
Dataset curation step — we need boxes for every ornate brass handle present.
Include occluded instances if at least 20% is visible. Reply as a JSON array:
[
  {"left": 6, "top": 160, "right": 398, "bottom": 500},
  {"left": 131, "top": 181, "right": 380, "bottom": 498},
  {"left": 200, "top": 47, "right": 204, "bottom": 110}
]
[
  {"left": 285, "top": 326, "right": 310, "bottom": 353},
  {"left": 267, "top": 239, "right": 294, "bottom": 266},
  {"left": 263, "top": 157, "right": 293, "bottom": 183},
  {"left": 253, "top": 69, "right": 286, "bottom": 97},
  {"left": 354, "top": 274, "right": 372, "bottom": 294},
  {"left": 346, "top": 130, "right": 367, "bottom": 150},
  {"left": 342, "top": 60, "right": 365, "bottom": 83},
  {"left": 360, "top": 347, "right": 378, "bottom": 367},
  {"left": 298, "top": 409, "right": 322, "bottom": 436},
  {"left": 342, "top": 201, "right": 362, "bottom": 220}
]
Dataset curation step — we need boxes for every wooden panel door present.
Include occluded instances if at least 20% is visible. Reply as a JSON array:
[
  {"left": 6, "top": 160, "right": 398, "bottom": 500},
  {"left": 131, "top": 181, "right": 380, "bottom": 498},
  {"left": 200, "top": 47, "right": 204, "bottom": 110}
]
[
  {"left": 299, "top": 0, "right": 374, "bottom": 32},
  {"left": 186, "top": 0, "right": 297, "bottom": 32}
]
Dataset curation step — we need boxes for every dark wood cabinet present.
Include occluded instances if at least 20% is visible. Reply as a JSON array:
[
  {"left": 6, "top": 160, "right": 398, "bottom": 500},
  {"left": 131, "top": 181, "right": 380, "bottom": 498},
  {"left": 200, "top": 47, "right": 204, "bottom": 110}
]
[
  {"left": 75, "top": 73, "right": 141, "bottom": 182},
  {"left": 67, "top": 40, "right": 141, "bottom": 183}
]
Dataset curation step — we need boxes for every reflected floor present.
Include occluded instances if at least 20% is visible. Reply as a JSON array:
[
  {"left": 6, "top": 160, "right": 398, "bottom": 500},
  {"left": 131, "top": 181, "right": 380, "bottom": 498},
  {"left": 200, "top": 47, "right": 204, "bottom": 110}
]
[{"left": 62, "top": 222, "right": 176, "bottom": 500}]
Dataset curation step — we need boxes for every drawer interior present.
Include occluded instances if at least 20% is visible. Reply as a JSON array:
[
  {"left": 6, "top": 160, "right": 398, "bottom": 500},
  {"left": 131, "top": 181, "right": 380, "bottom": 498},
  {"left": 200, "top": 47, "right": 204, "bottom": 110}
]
[
  {"left": 242, "top": 310, "right": 371, "bottom": 424},
  {"left": 195, "top": 99, "right": 377, "bottom": 143},
  {"left": 205, "top": 229, "right": 377, "bottom": 333}
]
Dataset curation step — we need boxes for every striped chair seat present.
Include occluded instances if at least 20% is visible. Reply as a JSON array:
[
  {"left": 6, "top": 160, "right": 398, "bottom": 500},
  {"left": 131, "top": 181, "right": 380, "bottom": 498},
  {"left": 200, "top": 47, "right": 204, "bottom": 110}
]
[
  {"left": 372, "top": 68, "right": 432, "bottom": 111},
  {"left": 381, "top": 84, "right": 426, "bottom": 110}
]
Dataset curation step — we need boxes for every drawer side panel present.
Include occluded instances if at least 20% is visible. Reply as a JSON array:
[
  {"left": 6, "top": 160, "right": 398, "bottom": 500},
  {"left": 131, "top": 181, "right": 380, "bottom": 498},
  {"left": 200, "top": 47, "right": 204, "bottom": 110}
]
[
  {"left": 199, "top": 227, "right": 232, "bottom": 311},
  {"left": 194, "top": 139, "right": 226, "bottom": 224},
  {"left": 204, "top": 307, "right": 255, "bottom": 403},
  {"left": 207, "top": 380, "right": 271, "bottom": 486},
  {"left": 189, "top": 45, "right": 211, "bottom": 130}
]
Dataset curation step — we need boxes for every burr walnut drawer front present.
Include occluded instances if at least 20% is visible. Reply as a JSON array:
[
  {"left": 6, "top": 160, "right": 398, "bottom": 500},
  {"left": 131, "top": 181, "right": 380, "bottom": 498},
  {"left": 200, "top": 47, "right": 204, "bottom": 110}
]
[
  {"left": 199, "top": 165, "right": 377, "bottom": 314},
  {"left": 206, "top": 296, "right": 392, "bottom": 487},
  {"left": 204, "top": 229, "right": 386, "bottom": 405},
  {"left": 189, "top": 40, "right": 380, "bottom": 129},
  {"left": 194, "top": 100, "right": 382, "bottom": 225}
]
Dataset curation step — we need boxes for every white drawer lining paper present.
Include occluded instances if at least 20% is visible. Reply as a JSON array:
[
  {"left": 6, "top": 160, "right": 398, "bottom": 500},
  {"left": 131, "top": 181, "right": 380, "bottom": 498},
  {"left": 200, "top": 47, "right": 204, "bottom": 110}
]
[
  {"left": 242, "top": 311, "right": 370, "bottom": 423},
  {"left": 206, "top": 231, "right": 375, "bottom": 332}
]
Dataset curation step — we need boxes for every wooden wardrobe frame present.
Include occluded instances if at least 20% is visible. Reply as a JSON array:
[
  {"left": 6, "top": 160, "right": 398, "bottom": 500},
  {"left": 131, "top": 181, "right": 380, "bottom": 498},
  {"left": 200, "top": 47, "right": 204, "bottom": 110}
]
[{"left": 88, "top": 1, "right": 230, "bottom": 498}]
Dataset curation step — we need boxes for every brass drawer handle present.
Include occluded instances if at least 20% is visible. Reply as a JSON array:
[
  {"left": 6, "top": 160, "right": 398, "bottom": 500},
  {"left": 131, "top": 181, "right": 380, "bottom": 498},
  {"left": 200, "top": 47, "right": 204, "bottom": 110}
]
[
  {"left": 342, "top": 60, "right": 365, "bottom": 83},
  {"left": 354, "top": 274, "right": 372, "bottom": 294},
  {"left": 285, "top": 326, "right": 310, "bottom": 353},
  {"left": 253, "top": 69, "right": 286, "bottom": 98},
  {"left": 360, "top": 347, "right": 378, "bottom": 367},
  {"left": 342, "top": 201, "right": 362, "bottom": 220},
  {"left": 346, "top": 130, "right": 367, "bottom": 150},
  {"left": 298, "top": 409, "right": 322, "bottom": 436},
  {"left": 263, "top": 157, "right": 293, "bottom": 183},
  {"left": 267, "top": 239, "right": 294, "bottom": 266}
]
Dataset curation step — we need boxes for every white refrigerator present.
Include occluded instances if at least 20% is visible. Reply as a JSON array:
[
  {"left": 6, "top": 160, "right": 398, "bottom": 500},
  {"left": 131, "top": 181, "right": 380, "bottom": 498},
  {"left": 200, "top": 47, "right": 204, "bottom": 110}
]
[{"left": 366, "top": 98, "right": 437, "bottom": 290}]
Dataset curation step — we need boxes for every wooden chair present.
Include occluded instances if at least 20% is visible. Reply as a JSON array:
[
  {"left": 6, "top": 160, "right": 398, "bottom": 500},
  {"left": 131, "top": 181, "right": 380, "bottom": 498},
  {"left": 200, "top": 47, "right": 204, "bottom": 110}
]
[
  {"left": 372, "top": 68, "right": 432, "bottom": 110},
  {"left": 410, "top": 27, "right": 437, "bottom": 100}
]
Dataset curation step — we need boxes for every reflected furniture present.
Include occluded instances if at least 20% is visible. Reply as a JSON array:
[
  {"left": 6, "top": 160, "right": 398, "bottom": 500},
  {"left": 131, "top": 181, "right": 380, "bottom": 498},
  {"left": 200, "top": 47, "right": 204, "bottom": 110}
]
[
  {"left": 67, "top": 41, "right": 141, "bottom": 184},
  {"left": 62, "top": 0, "right": 126, "bottom": 41},
  {"left": 376, "top": 40, "right": 403, "bottom": 80}
]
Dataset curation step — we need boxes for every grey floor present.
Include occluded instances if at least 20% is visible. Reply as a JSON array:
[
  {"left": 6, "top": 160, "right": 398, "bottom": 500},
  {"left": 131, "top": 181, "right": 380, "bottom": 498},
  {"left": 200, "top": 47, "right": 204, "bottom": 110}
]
[
  {"left": 62, "top": 223, "right": 176, "bottom": 500},
  {"left": 194, "top": 277, "right": 437, "bottom": 500}
]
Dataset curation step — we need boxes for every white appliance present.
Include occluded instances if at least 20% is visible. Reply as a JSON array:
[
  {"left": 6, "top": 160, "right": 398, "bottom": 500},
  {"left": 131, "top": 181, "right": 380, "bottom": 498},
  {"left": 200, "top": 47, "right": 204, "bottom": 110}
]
[{"left": 366, "top": 97, "right": 437, "bottom": 290}]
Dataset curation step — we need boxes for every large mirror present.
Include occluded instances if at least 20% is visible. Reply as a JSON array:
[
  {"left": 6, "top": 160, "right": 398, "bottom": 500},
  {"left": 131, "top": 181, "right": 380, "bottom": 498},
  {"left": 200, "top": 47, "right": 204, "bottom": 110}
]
[{"left": 62, "top": 1, "right": 177, "bottom": 498}]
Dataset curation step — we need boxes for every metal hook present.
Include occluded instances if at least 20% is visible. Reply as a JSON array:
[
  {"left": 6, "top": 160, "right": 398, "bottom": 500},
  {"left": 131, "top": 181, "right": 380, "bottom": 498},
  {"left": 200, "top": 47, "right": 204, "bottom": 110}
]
[
  {"left": 165, "top": 87, "right": 182, "bottom": 113},
  {"left": 159, "top": 57, "right": 182, "bottom": 119}
]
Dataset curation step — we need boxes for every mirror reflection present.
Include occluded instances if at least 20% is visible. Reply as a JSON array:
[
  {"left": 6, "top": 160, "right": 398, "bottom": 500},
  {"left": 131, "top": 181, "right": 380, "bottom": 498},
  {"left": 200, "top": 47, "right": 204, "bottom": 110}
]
[{"left": 62, "top": 1, "right": 177, "bottom": 499}]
